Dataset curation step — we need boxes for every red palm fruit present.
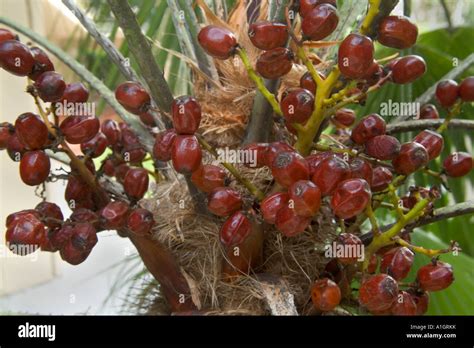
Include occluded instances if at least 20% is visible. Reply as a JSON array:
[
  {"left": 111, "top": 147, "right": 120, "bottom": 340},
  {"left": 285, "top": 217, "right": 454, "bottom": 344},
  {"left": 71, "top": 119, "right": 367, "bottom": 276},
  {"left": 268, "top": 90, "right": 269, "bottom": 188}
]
[
  {"left": 248, "top": 21, "right": 288, "bottom": 50},
  {"left": 241, "top": 142, "right": 269, "bottom": 168},
  {"left": 35, "top": 202, "right": 63, "bottom": 229},
  {"left": 0, "top": 122, "right": 14, "bottom": 150},
  {"left": 300, "top": 70, "right": 325, "bottom": 95},
  {"left": 48, "top": 223, "right": 74, "bottom": 250},
  {"left": 435, "top": 79, "right": 459, "bottom": 108},
  {"left": 127, "top": 208, "right": 155, "bottom": 235},
  {"left": 28, "top": 46, "right": 55, "bottom": 80},
  {"left": 191, "top": 164, "right": 226, "bottom": 193},
  {"left": 289, "top": 180, "right": 321, "bottom": 217},
  {"left": 14, "top": 113, "right": 48, "bottom": 150},
  {"left": 115, "top": 163, "right": 130, "bottom": 184},
  {"left": 5, "top": 212, "right": 45, "bottom": 253},
  {"left": 60, "top": 115, "right": 100, "bottom": 144},
  {"left": 417, "top": 261, "right": 454, "bottom": 292},
  {"left": 349, "top": 158, "right": 373, "bottom": 185},
  {"left": 102, "top": 159, "right": 116, "bottom": 177},
  {"left": 368, "top": 254, "right": 378, "bottom": 274},
  {"left": 100, "top": 201, "right": 130, "bottom": 230},
  {"left": 101, "top": 119, "right": 121, "bottom": 146},
  {"left": 413, "top": 130, "right": 444, "bottom": 160},
  {"left": 115, "top": 81, "right": 151, "bottom": 114},
  {"left": 6, "top": 209, "right": 40, "bottom": 228},
  {"left": 172, "top": 96, "right": 201, "bottom": 134},
  {"left": 19, "top": 150, "right": 50, "bottom": 186},
  {"left": 60, "top": 242, "right": 92, "bottom": 265},
  {"left": 0, "top": 28, "right": 16, "bottom": 43},
  {"left": 361, "top": 60, "right": 383, "bottom": 85},
  {"left": 120, "top": 127, "right": 146, "bottom": 164},
  {"left": 138, "top": 111, "right": 156, "bottom": 126},
  {"left": 359, "top": 274, "right": 399, "bottom": 312},
  {"left": 264, "top": 141, "right": 295, "bottom": 167},
  {"left": 153, "top": 129, "right": 177, "bottom": 161},
  {"left": 34, "top": 71, "right": 66, "bottom": 102},
  {"left": 6, "top": 132, "right": 26, "bottom": 161},
  {"left": 207, "top": 187, "right": 242, "bottom": 217},
  {"left": 60, "top": 82, "right": 89, "bottom": 103},
  {"left": 332, "top": 108, "right": 356, "bottom": 127},
  {"left": 271, "top": 151, "right": 310, "bottom": 188},
  {"left": 351, "top": 113, "right": 386, "bottom": 144},
  {"left": 123, "top": 168, "right": 149, "bottom": 200},
  {"left": 275, "top": 205, "right": 311, "bottom": 237},
  {"left": 338, "top": 34, "right": 374, "bottom": 79},
  {"left": 197, "top": 25, "right": 237, "bottom": 60},
  {"left": 256, "top": 47, "right": 293, "bottom": 79},
  {"left": 260, "top": 192, "right": 289, "bottom": 224},
  {"left": 311, "top": 278, "right": 341, "bottom": 311},
  {"left": 80, "top": 133, "right": 108, "bottom": 158},
  {"left": 459, "top": 76, "right": 474, "bottom": 102},
  {"left": 301, "top": 4, "right": 339, "bottom": 41},
  {"left": 171, "top": 135, "right": 202, "bottom": 174},
  {"left": 40, "top": 229, "right": 59, "bottom": 252},
  {"left": 419, "top": 104, "right": 439, "bottom": 120},
  {"left": 392, "top": 142, "right": 429, "bottom": 175},
  {"left": 69, "top": 222, "right": 97, "bottom": 252},
  {"left": 391, "top": 291, "right": 417, "bottom": 316},
  {"left": 378, "top": 16, "right": 418, "bottom": 49},
  {"left": 364, "top": 134, "right": 401, "bottom": 160},
  {"left": 371, "top": 166, "right": 393, "bottom": 192},
  {"left": 219, "top": 211, "right": 252, "bottom": 246},
  {"left": 0, "top": 40, "right": 34, "bottom": 76},
  {"left": 336, "top": 233, "right": 363, "bottom": 264},
  {"left": 408, "top": 290, "right": 430, "bottom": 315},
  {"left": 311, "top": 156, "right": 351, "bottom": 195},
  {"left": 443, "top": 152, "right": 473, "bottom": 177},
  {"left": 331, "top": 179, "right": 371, "bottom": 219},
  {"left": 380, "top": 247, "right": 414, "bottom": 281},
  {"left": 70, "top": 208, "right": 100, "bottom": 229},
  {"left": 391, "top": 55, "right": 426, "bottom": 84},
  {"left": 280, "top": 88, "right": 314, "bottom": 124},
  {"left": 65, "top": 175, "right": 93, "bottom": 208},
  {"left": 306, "top": 151, "right": 335, "bottom": 175},
  {"left": 299, "top": 0, "right": 337, "bottom": 16}
]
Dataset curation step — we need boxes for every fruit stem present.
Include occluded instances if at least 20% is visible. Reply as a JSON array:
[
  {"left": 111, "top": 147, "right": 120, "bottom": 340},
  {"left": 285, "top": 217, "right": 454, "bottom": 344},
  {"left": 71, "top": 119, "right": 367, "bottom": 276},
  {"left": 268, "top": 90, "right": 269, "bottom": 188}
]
[
  {"left": 360, "top": 0, "right": 381, "bottom": 35},
  {"left": 236, "top": 48, "right": 282, "bottom": 117},
  {"left": 296, "top": 46, "right": 324, "bottom": 88},
  {"left": 365, "top": 204, "right": 380, "bottom": 236},
  {"left": 436, "top": 100, "right": 462, "bottom": 133},
  {"left": 387, "top": 184, "right": 406, "bottom": 221},
  {"left": 393, "top": 237, "right": 455, "bottom": 257}
]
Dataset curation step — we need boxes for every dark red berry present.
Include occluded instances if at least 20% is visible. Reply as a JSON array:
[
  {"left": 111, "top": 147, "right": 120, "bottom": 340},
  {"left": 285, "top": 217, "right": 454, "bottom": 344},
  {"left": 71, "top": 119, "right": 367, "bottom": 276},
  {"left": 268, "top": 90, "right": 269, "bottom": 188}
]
[
  {"left": 69, "top": 222, "right": 97, "bottom": 252},
  {"left": 60, "top": 82, "right": 89, "bottom": 103},
  {"left": 311, "top": 156, "right": 350, "bottom": 195},
  {"left": 115, "top": 163, "right": 130, "bottom": 184},
  {"left": 380, "top": 246, "right": 414, "bottom": 281},
  {"left": 417, "top": 261, "right": 454, "bottom": 292},
  {"left": 289, "top": 180, "right": 321, "bottom": 217},
  {"left": 191, "top": 164, "right": 226, "bottom": 193},
  {"left": 260, "top": 192, "right": 289, "bottom": 224},
  {"left": 391, "top": 291, "right": 417, "bottom": 316},
  {"left": 101, "top": 119, "right": 121, "bottom": 146},
  {"left": 391, "top": 55, "right": 426, "bottom": 84},
  {"left": 264, "top": 141, "right": 295, "bottom": 167},
  {"left": 100, "top": 201, "right": 130, "bottom": 230},
  {"left": 172, "top": 96, "right": 201, "bottom": 134},
  {"left": 332, "top": 108, "right": 355, "bottom": 127},
  {"left": 198, "top": 25, "right": 237, "bottom": 60},
  {"left": 34, "top": 71, "right": 66, "bottom": 102},
  {"left": 413, "top": 129, "right": 444, "bottom": 161},
  {"left": 241, "top": 142, "right": 269, "bottom": 168},
  {"left": 171, "top": 135, "right": 202, "bottom": 174},
  {"left": 207, "top": 187, "right": 242, "bottom": 217},
  {"left": 378, "top": 15, "right": 418, "bottom": 49},
  {"left": 359, "top": 274, "right": 399, "bottom": 312},
  {"left": 6, "top": 132, "right": 26, "bottom": 161},
  {"left": 70, "top": 208, "right": 100, "bottom": 229},
  {"left": 409, "top": 290, "right": 430, "bottom": 315},
  {"left": 123, "top": 168, "right": 149, "bottom": 200},
  {"left": 331, "top": 178, "right": 371, "bottom": 219},
  {"left": 443, "top": 152, "right": 472, "bottom": 177},
  {"left": 0, "top": 28, "right": 16, "bottom": 43},
  {"left": 275, "top": 205, "right": 311, "bottom": 237},
  {"left": 364, "top": 134, "right": 401, "bottom": 160},
  {"left": 153, "top": 129, "right": 177, "bottom": 161},
  {"left": 419, "top": 104, "right": 439, "bottom": 119},
  {"left": 138, "top": 111, "right": 155, "bottom": 126},
  {"left": 120, "top": 127, "right": 146, "bottom": 164},
  {"left": 60, "top": 242, "right": 92, "bottom": 265},
  {"left": 302, "top": 4, "right": 339, "bottom": 41},
  {"left": 0, "top": 40, "right": 34, "bottom": 76},
  {"left": 60, "top": 115, "right": 100, "bottom": 144},
  {"left": 361, "top": 60, "right": 383, "bottom": 85},
  {"left": 248, "top": 21, "right": 288, "bottom": 50},
  {"left": 220, "top": 211, "right": 252, "bottom": 246},
  {"left": 300, "top": 71, "right": 324, "bottom": 95},
  {"left": 349, "top": 158, "right": 373, "bottom": 185},
  {"left": 271, "top": 151, "right": 310, "bottom": 188},
  {"left": 371, "top": 166, "right": 393, "bottom": 192},
  {"left": 299, "top": 0, "right": 337, "bottom": 16},
  {"left": 14, "top": 112, "right": 48, "bottom": 150},
  {"left": 5, "top": 212, "right": 45, "bottom": 253},
  {"left": 48, "top": 223, "right": 74, "bottom": 250},
  {"left": 80, "top": 132, "right": 108, "bottom": 158},
  {"left": 280, "top": 88, "right": 314, "bottom": 124},
  {"left": 28, "top": 46, "right": 55, "bottom": 81},
  {"left": 127, "top": 208, "right": 155, "bottom": 235},
  {"left": 256, "top": 47, "right": 293, "bottom": 79},
  {"left": 392, "top": 142, "right": 429, "bottom": 175},
  {"left": 306, "top": 151, "right": 334, "bottom": 175},
  {"left": 35, "top": 201, "right": 63, "bottom": 229},
  {"left": 351, "top": 114, "right": 386, "bottom": 144},
  {"left": 435, "top": 79, "right": 459, "bottom": 108},
  {"left": 459, "top": 76, "right": 474, "bottom": 102},
  {"left": 19, "top": 150, "right": 50, "bottom": 186},
  {"left": 368, "top": 254, "right": 378, "bottom": 274},
  {"left": 65, "top": 175, "right": 94, "bottom": 209},
  {"left": 338, "top": 34, "right": 374, "bottom": 79},
  {"left": 115, "top": 81, "right": 150, "bottom": 114},
  {"left": 0, "top": 122, "right": 14, "bottom": 150},
  {"left": 311, "top": 278, "right": 341, "bottom": 311},
  {"left": 336, "top": 233, "right": 363, "bottom": 264}
]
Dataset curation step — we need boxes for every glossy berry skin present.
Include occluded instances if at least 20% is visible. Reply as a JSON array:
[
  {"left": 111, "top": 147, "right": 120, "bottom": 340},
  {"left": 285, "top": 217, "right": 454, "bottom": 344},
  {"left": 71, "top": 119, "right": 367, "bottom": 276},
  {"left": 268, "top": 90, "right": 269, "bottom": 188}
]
[
  {"left": 392, "top": 142, "right": 429, "bottom": 175},
  {"left": 391, "top": 55, "right": 426, "bottom": 84},
  {"left": 219, "top": 211, "right": 252, "bottom": 247},
  {"left": 364, "top": 135, "right": 401, "bottom": 160},
  {"left": 331, "top": 179, "right": 371, "bottom": 219},
  {"left": 417, "top": 261, "right": 454, "bottom": 292},
  {"left": 65, "top": 176, "right": 94, "bottom": 210},
  {"left": 123, "top": 168, "right": 149, "bottom": 200},
  {"left": 100, "top": 201, "right": 130, "bottom": 230},
  {"left": 60, "top": 242, "right": 92, "bottom": 265},
  {"left": 349, "top": 158, "right": 373, "bottom": 186},
  {"left": 6, "top": 133, "right": 26, "bottom": 161},
  {"left": 306, "top": 151, "right": 334, "bottom": 175},
  {"left": 351, "top": 114, "right": 386, "bottom": 145},
  {"left": 34, "top": 71, "right": 66, "bottom": 102},
  {"left": 419, "top": 104, "right": 439, "bottom": 119},
  {"left": 280, "top": 88, "right": 314, "bottom": 124},
  {"left": 115, "top": 81, "right": 151, "bottom": 114},
  {"left": 60, "top": 82, "right": 89, "bottom": 103},
  {"left": 14, "top": 113, "right": 48, "bottom": 150},
  {"left": 300, "top": 71, "right": 324, "bottom": 95},
  {"left": 101, "top": 119, "right": 121, "bottom": 146},
  {"left": 19, "top": 150, "right": 50, "bottom": 186},
  {"left": 0, "top": 122, "right": 14, "bottom": 150},
  {"left": 69, "top": 222, "right": 97, "bottom": 252},
  {"left": 241, "top": 142, "right": 268, "bottom": 168},
  {"left": 49, "top": 224, "right": 74, "bottom": 250},
  {"left": 410, "top": 290, "right": 430, "bottom": 315},
  {"left": 138, "top": 111, "right": 155, "bottom": 127},
  {"left": 338, "top": 34, "right": 374, "bottom": 79},
  {"left": 275, "top": 206, "right": 311, "bottom": 237},
  {"left": 80, "top": 132, "right": 108, "bottom": 158},
  {"left": 248, "top": 21, "right": 288, "bottom": 50},
  {"left": 70, "top": 208, "right": 100, "bottom": 229},
  {"left": 311, "top": 278, "right": 341, "bottom": 312},
  {"left": 260, "top": 192, "right": 289, "bottom": 224},
  {"left": 153, "top": 129, "right": 177, "bottom": 161},
  {"left": 120, "top": 127, "right": 146, "bottom": 164},
  {"left": 371, "top": 166, "right": 393, "bottom": 192},
  {"left": 60, "top": 115, "right": 100, "bottom": 144},
  {"left": 359, "top": 274, "right": 399, "bottom": 312},
  {"left": 28, "top": 46, "right": 55, "bottom": 80},
  {"left": 459, "top": 76, "right": 474, "bottom": 102},
  {"left": 299, "top": 0, "right": 337, "bottom": 16},
  {"left": 191, "top": 164, "right": 226, "bottom": 193},
  {"left": 435, "top": 79, "right": 459, "bottom": 108},
  {"left": 301, "top": 4, "right": 339, "bottom": 41},
  {"left": 256, "top": 47, "right": 293, "bottom": 79},
  {"left": 380, "top": 247, "right": 414, "bottom": 281},
  {"left": 443, "top": 152, "right": 473, "bottom": 177},
  {"left": 198, "top": 25, "right": 237, "bottom": 60},
  {"left": 0, "top": 40, "right": 34, "bottom": 76},
  {"left": 332, "top": 108, "right": 355, "bottom": 127},
  {"left": 311, "top": 156, "right": 350, "bottom": 195},
  {"left": 391, "top": 291, "right": 417, "bottom": 316},
  {"left": 378, "top": 16, "right": 418, "bottom": 49},
  {"left": 289, "top": 180, "right": 321, "bottom": 217},
  {"left": 5, "top": 212, "right": 45, "bottom": 253},
  {"left": 271, "top": 151, "right": 310, "bottom": 188},
  {"left": 263, "top": 141, "right": 295, "bottom": 167},
  {"left": 6, "top": 209, "right": 40, "bottom": 229},
  {"left": 336, "top": 233, "right": 363, "bottom": 264},
  {"left": 127, "top": 208, "right": 155, "bottom": 235},
  {"left": 0, "top": 28, "right": 16, "bottom": 43},
  {"left": 172, "top": 96, "right": 201, "bottom": 134},
  {"left": 207, "top": 187, "right": 242, "bottom": 217},
  {"left": 171, "top": 135, "right": 202, "bottom": 174},
  {"left": 413, "top": 130, "right": 444, "bottom": 160},
  {"left": 35, "top": 202, "right": 63, "bottom": 229}
]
